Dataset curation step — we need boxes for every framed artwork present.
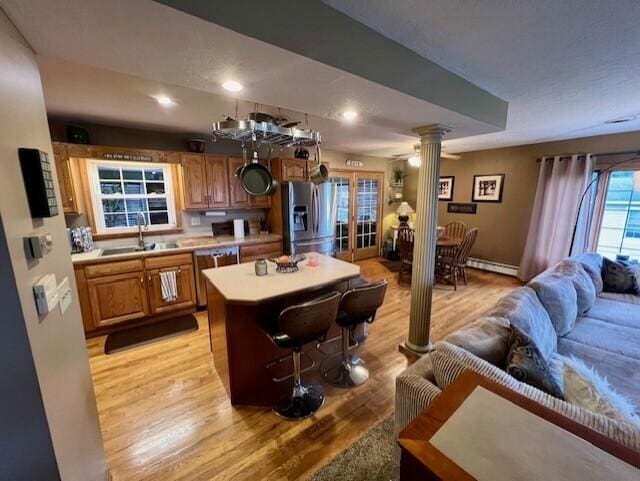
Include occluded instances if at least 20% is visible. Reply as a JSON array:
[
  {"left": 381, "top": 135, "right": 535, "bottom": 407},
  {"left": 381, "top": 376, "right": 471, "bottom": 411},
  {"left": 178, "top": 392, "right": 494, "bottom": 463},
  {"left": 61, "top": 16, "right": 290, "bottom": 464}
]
[
  {"left": 439, "top": 176, "right": 455, "bottom": 201},
  {"left": 447, "top": 203, "right": 477, "bottom": 214},
  {"left": 472, "top": 174, "right": 505, "bottom": 203}
]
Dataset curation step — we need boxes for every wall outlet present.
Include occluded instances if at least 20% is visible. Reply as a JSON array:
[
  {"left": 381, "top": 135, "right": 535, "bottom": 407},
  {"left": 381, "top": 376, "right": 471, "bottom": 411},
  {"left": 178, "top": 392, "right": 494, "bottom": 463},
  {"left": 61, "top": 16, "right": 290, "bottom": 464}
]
[{"left": 190, "top": 216, "right": 201, "bottom": 227}]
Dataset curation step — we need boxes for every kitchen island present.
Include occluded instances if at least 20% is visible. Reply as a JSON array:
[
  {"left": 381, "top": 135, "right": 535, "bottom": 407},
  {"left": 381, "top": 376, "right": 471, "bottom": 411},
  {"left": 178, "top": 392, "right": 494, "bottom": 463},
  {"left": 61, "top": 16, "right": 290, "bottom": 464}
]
[{"left": 204, "top": 253, "right": 361, "bottom": 406}]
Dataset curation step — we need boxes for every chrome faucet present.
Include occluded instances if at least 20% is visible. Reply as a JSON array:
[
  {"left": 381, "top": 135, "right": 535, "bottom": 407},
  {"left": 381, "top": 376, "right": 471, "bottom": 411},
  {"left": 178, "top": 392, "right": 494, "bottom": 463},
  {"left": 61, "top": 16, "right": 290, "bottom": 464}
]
[{"left": 136, "top": 212, "right": 148, "bottom": 249}]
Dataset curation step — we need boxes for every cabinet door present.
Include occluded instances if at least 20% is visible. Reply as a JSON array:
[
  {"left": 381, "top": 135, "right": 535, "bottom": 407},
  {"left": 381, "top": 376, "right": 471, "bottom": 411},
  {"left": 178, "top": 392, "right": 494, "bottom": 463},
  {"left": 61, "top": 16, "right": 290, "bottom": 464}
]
[
  {"left": 147, "top": 263, "right": 196, "bottom": 315},
  {"left": 206, "top": 155, "right": 230, "bottom": 208},
  {"left": 53, "top": 144, "right": 79, "bottom": 213},
  {"left": 227, "top": 157, "right": 251, "bottom": 207},
  {"left": 249, "top": 159, "right": 273, "bottom": 208},
  {"left": 182, "top": 153, "right": 209, "bottom": 209},
  {"left": 87, "top": 271, "right": 149, "bottom": 327},
  {"left": 281, "top": 158, "right": 308, "bottom": 182}
]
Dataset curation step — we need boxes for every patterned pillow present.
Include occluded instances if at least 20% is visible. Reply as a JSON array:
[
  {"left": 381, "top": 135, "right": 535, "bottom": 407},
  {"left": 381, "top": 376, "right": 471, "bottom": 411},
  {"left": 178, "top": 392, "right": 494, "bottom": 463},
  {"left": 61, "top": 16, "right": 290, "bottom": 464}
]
[
  {"left": 505, "top": 325, "right": 564, "bottom": 399},
  {"left": 602, "top": 257, "right": 639, "bottom": 294}
]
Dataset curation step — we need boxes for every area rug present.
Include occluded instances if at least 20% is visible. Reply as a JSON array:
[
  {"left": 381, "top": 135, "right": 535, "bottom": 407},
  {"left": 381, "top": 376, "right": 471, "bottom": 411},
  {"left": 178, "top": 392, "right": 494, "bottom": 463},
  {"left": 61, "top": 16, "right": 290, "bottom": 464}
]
[
  {"left": 377, "top": 259, "right": 402, "bottom": 273},
  {"left": 308, "top": 416, "right": 398, "bottom": 481},
  {"left": 104, "top": 314, "right": 198, "bottom": 354}
]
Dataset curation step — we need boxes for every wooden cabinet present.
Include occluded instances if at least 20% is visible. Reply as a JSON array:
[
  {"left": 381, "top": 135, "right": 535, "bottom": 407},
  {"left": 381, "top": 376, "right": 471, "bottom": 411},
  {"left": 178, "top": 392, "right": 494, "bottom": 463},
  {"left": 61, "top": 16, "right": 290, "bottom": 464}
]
[
  {"left": 227, "top": 157, "right": 251, "bottom": 208},
  {"left": 53, "top": 143, "right": 80, "bottom": 213},
  {"left": 182, "top": 153, "right": 209, "bottom": 209},
  {"left": 87, "top": 271, "right": 149, "bottom": 327},
  {"left": 239, "top": 241, "right": 282, "bottom": 263},
  {"left": 145, "top": 254, "right": 196, "bottom": 315},
  {"left": 182, "top": 154, "right": 230, "bottom": 209},
  {"left": 279, "top": 158, "right": 308, "bottom": 182},
  {"left": 77, "top": 253, "right": 197, "bottom": 335}
]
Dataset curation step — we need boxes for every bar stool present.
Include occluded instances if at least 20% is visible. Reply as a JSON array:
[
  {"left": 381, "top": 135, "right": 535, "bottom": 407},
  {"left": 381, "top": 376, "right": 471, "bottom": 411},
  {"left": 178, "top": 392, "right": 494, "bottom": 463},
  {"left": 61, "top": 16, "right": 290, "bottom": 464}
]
[
  {"left": 261, "top": 292, "right": 341, "bottom": 420},
  {"left": 320, "top": 279, "right": 388, "bottom": 388}
]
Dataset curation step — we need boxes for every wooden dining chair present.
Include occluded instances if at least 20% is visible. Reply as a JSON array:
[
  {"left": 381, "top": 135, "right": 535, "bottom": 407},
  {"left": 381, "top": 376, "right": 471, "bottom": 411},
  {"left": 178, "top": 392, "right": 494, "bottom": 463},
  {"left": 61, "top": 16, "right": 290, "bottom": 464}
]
[
  {"left": 397, "top": 225, "right": 414, "bottom": 284},
  {"left": 444, "top": 221, "right": 467, "bottom": 241},
  {"left": 437, "top": 228, "right": 478, "bottom": 290}
]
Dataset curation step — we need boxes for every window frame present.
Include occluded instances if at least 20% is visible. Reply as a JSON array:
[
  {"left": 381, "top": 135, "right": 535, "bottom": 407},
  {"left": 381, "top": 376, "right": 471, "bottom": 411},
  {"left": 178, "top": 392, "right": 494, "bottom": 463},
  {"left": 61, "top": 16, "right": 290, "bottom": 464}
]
[{"left": 86, "top": 159, "right": 178, "bottom": 236}]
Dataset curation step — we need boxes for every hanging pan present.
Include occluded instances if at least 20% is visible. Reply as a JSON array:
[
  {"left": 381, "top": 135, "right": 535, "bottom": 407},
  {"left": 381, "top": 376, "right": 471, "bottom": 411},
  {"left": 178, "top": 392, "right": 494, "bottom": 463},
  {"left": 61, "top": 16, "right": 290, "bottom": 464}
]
[
  {"left": 308, "top": 142, "right": 328, "bottom": 184},
  {"left": 237, "top": 135, "right": 278, "bottom": 196}
]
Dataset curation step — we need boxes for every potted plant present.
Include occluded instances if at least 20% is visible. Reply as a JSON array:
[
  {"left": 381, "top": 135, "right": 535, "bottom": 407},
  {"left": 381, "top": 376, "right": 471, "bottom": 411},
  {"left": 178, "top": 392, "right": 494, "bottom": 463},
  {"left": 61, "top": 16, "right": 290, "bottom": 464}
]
[{"left": 392, "top": 166, "right": 405, "bottom": 187}]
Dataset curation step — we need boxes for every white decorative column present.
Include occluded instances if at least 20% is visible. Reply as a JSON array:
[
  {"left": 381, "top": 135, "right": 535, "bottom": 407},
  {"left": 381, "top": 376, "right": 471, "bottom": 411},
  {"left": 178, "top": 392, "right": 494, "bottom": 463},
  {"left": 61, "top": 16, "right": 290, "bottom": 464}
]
[{"left": 402, "top": 124, "right": 451, "bottom": 355}]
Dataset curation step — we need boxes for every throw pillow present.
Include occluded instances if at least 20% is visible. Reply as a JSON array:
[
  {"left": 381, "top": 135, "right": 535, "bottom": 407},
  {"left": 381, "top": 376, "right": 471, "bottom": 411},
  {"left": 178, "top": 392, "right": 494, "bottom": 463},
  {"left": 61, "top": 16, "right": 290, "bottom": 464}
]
[
  {"left": 505, "top": 325, "right": 565, "bottom": 399},
  {"left": 601, "top": 257, "right": 639, "bottom": 294},
  {"left": 486, "top": 286, "right": 557, "bottom": 361},
  {"left": 444, "top": 316, "right": 511, "bottom": 366},
  {"left": 553, "top": 260, "right": 597, "bottom": 314},
  {"left": 528, "top": 276, "right": 577, "bottom": 336},
  {"left": 562, "top": 356, "right": 640, "bottom": 427}
]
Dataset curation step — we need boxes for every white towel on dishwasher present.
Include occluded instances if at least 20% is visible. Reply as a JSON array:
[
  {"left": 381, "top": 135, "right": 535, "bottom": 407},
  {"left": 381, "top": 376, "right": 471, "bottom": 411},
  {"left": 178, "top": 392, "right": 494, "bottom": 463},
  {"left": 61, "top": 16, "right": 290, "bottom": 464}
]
[{"left": 159, "top": 270, "right": 178, "bottom": 302}]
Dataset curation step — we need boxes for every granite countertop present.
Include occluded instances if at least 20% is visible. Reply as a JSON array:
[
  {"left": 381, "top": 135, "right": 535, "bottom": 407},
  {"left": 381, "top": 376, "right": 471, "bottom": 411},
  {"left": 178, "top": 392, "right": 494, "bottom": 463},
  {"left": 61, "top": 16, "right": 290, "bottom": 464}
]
[
  {"left": 202, "top": 253, "right": 360, "bottom": 304},
  {"left": 71, "top": 234, "right": 282, "bottom": 265}
]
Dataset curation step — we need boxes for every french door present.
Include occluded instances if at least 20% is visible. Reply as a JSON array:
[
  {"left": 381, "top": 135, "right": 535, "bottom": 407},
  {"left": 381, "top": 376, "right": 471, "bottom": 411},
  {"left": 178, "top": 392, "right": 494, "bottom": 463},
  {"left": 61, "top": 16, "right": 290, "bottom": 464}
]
[{"left": 329, "top": 170, "right": 384, "bottom": 262}]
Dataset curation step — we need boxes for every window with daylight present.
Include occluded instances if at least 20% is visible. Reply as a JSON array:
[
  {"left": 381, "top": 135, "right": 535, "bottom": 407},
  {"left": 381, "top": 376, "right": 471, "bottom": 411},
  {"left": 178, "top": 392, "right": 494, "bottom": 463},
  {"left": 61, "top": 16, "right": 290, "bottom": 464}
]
[
  {"left": 87, "top": 160, "right": 177, "bottom": 235},
  {"left": 596, "top": 170, "right": 640, "bottom": 259}
]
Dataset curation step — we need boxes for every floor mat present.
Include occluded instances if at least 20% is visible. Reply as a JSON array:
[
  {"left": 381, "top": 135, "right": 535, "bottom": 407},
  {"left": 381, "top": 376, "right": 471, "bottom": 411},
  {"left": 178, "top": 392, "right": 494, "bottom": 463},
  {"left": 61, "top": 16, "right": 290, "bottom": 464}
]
[
  {"left": 378, "top": 259, "right": 402, "bottom": 273},
  {"left": 104, "top": 314, "right": 198, "bottom": 354}
]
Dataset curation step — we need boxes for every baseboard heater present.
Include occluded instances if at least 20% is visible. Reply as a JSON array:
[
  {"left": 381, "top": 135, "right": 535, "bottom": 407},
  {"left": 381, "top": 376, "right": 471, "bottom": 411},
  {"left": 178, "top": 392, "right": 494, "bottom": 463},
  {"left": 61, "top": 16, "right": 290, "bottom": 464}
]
[{"left": 467, "top": 257, "right": 519, "bottom": 277}]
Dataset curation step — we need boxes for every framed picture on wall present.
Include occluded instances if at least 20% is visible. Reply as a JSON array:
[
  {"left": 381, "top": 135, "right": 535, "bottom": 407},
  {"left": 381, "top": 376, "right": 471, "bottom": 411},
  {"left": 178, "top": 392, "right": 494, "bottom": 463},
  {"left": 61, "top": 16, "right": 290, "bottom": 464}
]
[
  {"left": 472, "top": 174, "right": 505, "bottom": 202},
  {"left": 439, "top": 176, "right": 455, "bottom": 201}
]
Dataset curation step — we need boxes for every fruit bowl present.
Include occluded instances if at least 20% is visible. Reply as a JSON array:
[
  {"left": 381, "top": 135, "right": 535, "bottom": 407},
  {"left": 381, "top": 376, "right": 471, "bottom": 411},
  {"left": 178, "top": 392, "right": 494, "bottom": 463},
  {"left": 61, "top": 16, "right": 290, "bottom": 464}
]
[{"left": 268, "top": 255, "right": 306, "bottom": 273}]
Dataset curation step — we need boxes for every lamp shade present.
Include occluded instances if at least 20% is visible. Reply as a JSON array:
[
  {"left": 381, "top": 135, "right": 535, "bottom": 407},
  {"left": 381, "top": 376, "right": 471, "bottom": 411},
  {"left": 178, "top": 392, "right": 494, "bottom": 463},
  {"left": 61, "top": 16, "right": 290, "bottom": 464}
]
[{"left": 396, "top": 202, "right": 415, "bottom": 215}]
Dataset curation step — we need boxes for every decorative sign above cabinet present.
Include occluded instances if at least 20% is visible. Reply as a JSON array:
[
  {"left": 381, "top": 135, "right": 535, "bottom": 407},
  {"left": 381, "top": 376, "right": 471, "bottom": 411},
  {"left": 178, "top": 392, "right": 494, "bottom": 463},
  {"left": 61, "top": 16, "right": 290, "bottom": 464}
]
[
  {"left": 103, "top": 152, "right": 153, "bottom": 162},
  {"left": 346, "top": 159, "right": 364, "bottom": 167}
]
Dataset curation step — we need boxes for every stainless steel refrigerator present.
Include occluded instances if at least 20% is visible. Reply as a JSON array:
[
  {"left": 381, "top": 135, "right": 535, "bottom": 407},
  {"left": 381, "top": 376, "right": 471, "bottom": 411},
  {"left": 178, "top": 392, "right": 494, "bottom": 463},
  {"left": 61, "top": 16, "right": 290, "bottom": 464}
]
[{"left": 281, "top": 181, "right": 338, "bottom": 256}]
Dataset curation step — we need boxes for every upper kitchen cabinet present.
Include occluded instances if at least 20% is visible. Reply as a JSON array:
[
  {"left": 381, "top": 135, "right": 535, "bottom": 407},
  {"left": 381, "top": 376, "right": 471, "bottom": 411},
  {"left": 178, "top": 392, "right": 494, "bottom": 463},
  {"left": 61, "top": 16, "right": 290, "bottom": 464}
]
[
  {"left": 274, "top": 157, "right": 308, "bottom": 182},
  {"left": 227, "top": 157, "right": 251, "bottom": 208},
  {"left": 182, "top": 153, "right": 230, "bottom": 209},
  {"left": 53, "top": 142, "right": 80, "bottom": 214}
]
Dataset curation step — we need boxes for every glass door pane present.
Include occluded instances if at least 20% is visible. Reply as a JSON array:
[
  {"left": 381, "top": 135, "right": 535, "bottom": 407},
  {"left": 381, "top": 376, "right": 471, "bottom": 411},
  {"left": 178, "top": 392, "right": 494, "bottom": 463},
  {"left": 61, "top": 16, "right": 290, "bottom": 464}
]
[
  {"left": 330, "top": 176, "right": 351, "bottom": 260},
  {"left": 354, "top": 173, "right": 383, "bottom": 261}
]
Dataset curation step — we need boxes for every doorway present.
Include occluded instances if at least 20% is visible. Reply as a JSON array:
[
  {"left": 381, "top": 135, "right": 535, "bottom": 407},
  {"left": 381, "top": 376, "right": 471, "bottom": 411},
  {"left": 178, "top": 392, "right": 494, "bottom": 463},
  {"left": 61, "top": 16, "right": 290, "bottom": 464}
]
[{"left": 329, "top": 170, "right": 384, "bottom": 262}]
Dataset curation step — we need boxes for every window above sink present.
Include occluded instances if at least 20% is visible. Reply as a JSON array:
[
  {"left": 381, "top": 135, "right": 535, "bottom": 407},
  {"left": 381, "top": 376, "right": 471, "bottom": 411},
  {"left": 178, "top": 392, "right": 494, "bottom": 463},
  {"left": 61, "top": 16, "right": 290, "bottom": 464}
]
[{"left": 86, "top": 159, "right": 178, "bottom": 236}]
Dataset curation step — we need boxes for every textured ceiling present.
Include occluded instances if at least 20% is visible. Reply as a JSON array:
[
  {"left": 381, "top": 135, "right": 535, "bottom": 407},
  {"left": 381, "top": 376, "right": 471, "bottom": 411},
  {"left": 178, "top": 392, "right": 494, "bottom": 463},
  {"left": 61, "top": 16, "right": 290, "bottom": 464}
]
[
  {"left": 1, "top": 0, "right": 505, "bottom": 157},
  {"left": 323, "top": 0, "right": 640, "bottom": 152}
]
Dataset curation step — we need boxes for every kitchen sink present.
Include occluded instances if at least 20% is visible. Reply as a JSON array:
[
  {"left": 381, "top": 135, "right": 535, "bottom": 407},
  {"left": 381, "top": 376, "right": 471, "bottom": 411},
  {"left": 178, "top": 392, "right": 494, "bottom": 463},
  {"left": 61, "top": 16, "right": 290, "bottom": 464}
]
[{"left": 100, "top": 242, "right": 179, "bottom": 257}]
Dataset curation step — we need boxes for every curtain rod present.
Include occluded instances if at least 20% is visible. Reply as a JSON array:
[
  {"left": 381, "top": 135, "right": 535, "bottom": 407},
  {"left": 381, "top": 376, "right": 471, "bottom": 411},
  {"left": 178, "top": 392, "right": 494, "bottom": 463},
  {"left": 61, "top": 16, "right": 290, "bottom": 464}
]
[{"left": 536, "top": 149, "right": 640, "bottom": 163}]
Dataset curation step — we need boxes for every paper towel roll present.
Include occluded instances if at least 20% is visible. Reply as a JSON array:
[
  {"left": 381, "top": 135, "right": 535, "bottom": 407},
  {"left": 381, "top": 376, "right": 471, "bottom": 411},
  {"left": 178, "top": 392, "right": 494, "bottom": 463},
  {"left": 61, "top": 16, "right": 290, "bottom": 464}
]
[{"left": 233, "top": 219, "right": 245, "bottom": 239}]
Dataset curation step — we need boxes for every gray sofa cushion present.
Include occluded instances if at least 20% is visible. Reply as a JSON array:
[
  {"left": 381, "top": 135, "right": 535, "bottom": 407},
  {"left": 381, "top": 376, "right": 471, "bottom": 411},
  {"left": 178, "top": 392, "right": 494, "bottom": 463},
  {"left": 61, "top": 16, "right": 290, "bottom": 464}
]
[
  {"left": 487, "top": 286, "right": 557, "bottom": 360},
  {"left": 444, "top": 316, "right": 510, "bottom": 366},
  {"left": 599, "top": 291, "right": 640, "bottom": 304},
  {"left": 557, "top": 339, "right": 640, "bottom": 409},
  {"left": 553, "top": 259, "right": 596, "bottom": 314},
  {"left": 564, "top": 316, "right": 640, "bottom": 361},
  {"left": 575, "top": 252, "right": 604, "bottom": 294},
  {"left": 528, "top": 275, "right": 577, "bottom": 336},
  {"left": 586, "top": 297, "right": 640, "bottom": 328}
]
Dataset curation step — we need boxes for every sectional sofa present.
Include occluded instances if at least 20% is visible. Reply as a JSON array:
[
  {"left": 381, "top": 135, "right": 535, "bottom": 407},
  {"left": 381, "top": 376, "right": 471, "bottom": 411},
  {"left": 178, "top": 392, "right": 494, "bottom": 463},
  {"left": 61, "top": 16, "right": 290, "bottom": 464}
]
[{"left": 394, "top": 253, "right": 640, "bottom": 454}]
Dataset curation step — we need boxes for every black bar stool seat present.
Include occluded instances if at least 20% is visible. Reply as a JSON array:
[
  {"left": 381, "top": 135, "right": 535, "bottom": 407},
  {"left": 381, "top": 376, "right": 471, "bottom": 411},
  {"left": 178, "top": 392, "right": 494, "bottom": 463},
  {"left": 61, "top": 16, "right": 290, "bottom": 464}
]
[
  {"left": 261, "top": 292, "right": 341, "bottom": 420},
  {"left": 320, "top": 279, "right": 388, "bottom": 388}
]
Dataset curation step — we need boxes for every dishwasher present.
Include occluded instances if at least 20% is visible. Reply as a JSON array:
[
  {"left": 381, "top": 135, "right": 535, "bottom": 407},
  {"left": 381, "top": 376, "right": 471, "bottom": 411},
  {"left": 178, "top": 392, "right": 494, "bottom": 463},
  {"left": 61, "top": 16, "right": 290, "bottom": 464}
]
[{"left": 195, "top": 246, "right": 239, "bottom": 307}]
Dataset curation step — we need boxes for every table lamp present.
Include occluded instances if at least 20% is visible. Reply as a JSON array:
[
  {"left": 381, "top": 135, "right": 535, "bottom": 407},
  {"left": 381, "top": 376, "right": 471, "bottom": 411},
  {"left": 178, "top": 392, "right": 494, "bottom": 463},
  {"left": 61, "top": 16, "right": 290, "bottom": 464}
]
[{"left": 396, "top": 202, "right": 415, "bottom": 224}]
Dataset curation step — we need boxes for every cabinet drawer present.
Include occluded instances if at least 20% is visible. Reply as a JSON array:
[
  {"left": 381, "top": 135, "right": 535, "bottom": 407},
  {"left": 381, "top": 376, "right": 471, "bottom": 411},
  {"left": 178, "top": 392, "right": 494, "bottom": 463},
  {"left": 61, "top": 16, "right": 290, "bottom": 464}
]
[
  {"left": 239, "top": 241, "right": 282, "bottom": 262},
  {"left": 144, "top": 253, "right": 193, "bottom": 270},
  {"left": 85, "top": 259, "right": 144, "bottom": 278}
]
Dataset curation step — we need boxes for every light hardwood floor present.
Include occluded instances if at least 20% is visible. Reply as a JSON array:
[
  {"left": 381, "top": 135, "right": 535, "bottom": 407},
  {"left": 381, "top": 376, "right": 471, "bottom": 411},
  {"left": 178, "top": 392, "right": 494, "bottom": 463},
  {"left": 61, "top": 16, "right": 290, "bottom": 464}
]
[{"left": 87, "top": 259, "right": 521, "bottom": 481}]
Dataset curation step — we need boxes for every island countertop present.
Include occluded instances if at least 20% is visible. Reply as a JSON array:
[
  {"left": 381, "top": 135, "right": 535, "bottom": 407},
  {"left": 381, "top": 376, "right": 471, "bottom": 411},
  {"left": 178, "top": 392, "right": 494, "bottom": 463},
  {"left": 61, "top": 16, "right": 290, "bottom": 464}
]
[{"left": 202, "top": 253, "right": 360, "bottom": 304}]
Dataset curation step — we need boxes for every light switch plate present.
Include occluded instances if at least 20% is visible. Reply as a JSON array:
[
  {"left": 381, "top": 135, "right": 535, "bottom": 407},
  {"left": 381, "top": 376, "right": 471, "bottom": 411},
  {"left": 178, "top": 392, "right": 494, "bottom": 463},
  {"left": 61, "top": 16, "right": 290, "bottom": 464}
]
[{"left": 58, "top": 277, "right": 72, "bottom": 315}]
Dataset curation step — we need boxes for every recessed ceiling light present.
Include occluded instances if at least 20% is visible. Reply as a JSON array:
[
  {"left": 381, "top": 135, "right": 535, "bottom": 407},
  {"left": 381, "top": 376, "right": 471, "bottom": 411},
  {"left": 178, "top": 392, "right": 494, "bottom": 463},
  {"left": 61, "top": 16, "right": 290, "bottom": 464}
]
[
  {"left": 155, "top": 95, "right": 176, "bottom": 107},
  {"left": 606, "top": 115, "right": 636, "bottom": 124},
  {"left": 341, "top": 110, "right": 358, "bottom": 121},
  {"left": 222, "top": 81, "right": 243, "bottom": 92}
]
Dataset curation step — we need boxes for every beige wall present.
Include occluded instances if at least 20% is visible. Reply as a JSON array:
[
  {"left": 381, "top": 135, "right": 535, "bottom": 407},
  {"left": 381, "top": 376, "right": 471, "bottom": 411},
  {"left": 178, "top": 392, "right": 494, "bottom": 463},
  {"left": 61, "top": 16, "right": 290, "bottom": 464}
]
[
  {"left": 404, "top": 130, "right": 640, "bottom": 267},
  {"left": 0, "top": 12, "right": 106, "bottom": 481}
]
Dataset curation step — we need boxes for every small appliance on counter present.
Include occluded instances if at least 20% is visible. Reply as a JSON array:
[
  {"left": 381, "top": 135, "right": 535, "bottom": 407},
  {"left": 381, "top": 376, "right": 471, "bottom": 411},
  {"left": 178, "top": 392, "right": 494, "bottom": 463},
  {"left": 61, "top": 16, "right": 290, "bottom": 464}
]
[{"left": 68, "top": 226, "right": 94, "bottom": 253}]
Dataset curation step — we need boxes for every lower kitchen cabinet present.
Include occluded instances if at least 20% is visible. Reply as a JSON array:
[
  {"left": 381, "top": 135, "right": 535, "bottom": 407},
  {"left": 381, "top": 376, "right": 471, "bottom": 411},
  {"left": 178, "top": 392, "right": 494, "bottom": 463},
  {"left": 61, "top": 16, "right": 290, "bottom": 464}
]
[
  {"left": 76, "top": 252, "right": 197, "bottom": 336},
  {"left": 239, "top": 241, "right": 282, "bottom": 263},
  {"left": 146, "top": 254, "right": 196, "bottom": 315},
  {"left": 87, "top": 271, "right": 149, "bottom": 327}
]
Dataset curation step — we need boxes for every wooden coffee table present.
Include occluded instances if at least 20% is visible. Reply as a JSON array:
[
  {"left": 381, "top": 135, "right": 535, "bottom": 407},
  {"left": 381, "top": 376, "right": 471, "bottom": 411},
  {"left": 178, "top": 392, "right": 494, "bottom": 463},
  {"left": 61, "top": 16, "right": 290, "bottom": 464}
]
[{"left": 398, "top": 370, "right": 640, "bottom": 481}]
